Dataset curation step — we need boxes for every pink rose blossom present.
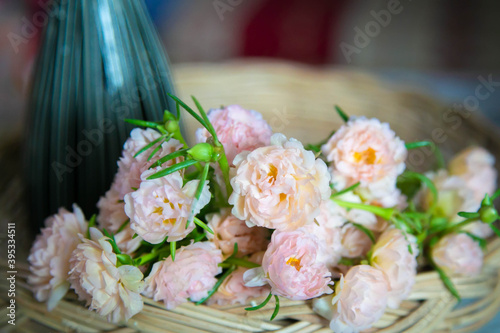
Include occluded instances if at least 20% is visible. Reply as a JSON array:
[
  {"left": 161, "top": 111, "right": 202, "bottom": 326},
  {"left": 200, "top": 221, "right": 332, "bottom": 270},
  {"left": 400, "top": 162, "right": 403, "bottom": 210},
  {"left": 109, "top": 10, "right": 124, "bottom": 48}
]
[
  {"left": 206, "top": 209, "right": 269, "bottom": 257},
  {"left": 68, "top": 228, "right": 144, "bottom": 323},
  {"left": 449, "top": 146, "right": 497, "bottom": 203},
  {"left": 229, "top": 133, "right": 331, "bottom": 231},
  {"left": 143, "top": 242, "right": 223, "bottom": 309},
  {"left": 124, "top": 170, "right": 211, "bottom": 244},
  {"left": 195, "top": 105, "right": 273, "bottom": 165},
  {"left": 322, "top": 117, "right": 407, "bottom": 188},
  {"left": 28, "top": 204, "right": 88, "bottom": 311},
  {"left": 245, "top": 229, "right": 333, "bottom": 300},
  {"left": 114, "top": 128, "right": 183, "bottom": 197},
  {"left": 300, "top": 200, "right": 345, "bottom": 269},
  {"left": 371, "top": 228, "right": 418, "bottom": 308},
  {"left": 97, "top": 129, "right": 183, "bottom": 249},
  {"left": 313, "top": 265, "right": 389, "bottom": 333},
  {"left": 97, "top": 188, "right": 141, "bottom": 254},
  {"left": 340, "top": 224, "right": 372, "bottom": 259},
  {"left": 432, "top": 233, "right": 483, "bottom": 277},
  {"left": 207, "top": 252, "right": 270, "bottom": 306}
]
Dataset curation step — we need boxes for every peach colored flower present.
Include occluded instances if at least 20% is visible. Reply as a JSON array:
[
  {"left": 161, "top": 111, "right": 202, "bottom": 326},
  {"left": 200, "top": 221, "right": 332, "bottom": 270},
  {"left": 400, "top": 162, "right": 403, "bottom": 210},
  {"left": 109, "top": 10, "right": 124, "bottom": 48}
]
[
  {"left": 245, "top": 229, "right": 333, "bottom": 300},
  {"left": 340, "top": 224, "right": 372, "bottom": 259},
  {"left": 449, "top": 146, "right": 497, "bottom": 203},
  {"left": 322, "top": 117, "right": 406, "bottom": 188},
  {"left": 229, "top": 133, "right": 331, "bottom": 231},
  {"left": 68, "top": 228, "right": 144, "bottom": 323},
  {"left": 207, "top": 252, "right": 270, "bottom": 306},
  {"left": 313, "top": 265, "right": 389, "bottom": 333},
  {"left": 196, "top": 105, "right": 273, "bottom": 165},
  {"left": 371, "top": 228, "right": 418, "bottom": 308},
  {"left": 432, "top": 233, "right": 483, "bottom": 277},
  {"left": 28, "top": 204, "right": 88, "bottom": 311},
  {"left": 124, "top": 169, "right": 211, "bottom": 244},
  {"left": 143, "top": 242, "right": 223, "bottom": 309},
  {"left": 97, "top": 188, "right": 141, "bottom": 254},
  {"left": 300, "top": 200, "right": 345, "bottom": 269},
  {"left": 97, "top": 129, "right": 183, "bottom": 249},
  {"left": 206, "top": 209, "right": 269, "bottom": 258}
]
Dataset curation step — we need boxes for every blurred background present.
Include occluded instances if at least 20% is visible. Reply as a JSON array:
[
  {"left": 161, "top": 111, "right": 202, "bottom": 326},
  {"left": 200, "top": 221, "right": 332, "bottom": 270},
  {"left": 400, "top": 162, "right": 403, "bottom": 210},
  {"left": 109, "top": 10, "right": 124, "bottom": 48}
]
[{"left": 1, "top": 0, "right": 500, "bottom": 134}]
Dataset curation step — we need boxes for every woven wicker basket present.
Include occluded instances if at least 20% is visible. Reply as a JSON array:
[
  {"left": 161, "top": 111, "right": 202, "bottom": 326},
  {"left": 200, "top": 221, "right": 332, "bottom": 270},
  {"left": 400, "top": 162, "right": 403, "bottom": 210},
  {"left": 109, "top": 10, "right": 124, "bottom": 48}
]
[{"left": 1, "top": 61, "right": 500, "bottom": 333}]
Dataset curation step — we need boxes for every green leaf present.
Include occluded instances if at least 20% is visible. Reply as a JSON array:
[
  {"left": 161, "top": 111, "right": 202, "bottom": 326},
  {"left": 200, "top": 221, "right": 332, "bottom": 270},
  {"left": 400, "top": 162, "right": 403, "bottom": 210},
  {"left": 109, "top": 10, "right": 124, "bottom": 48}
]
[
  {"left": 489, "top": 224, "right": 500, "bottom": 238},
  {"left": 245, "top": 292, "right": 273, "bottom": 311},
  {"left": 405, "top": 141, "right": 434, "bottom": 150},
  {"left": 147, "top": 142, "right": 164, "bottom": 162},
  {"left": 133, "top": 135, "right": 165, "bottom": 158},
  {"left": 457, "top": 211, "right": 480, "bottom": 219},
  {"left": 433, "top": 261, "right": 461, "bottom": 302},
  {"left": 270, "top": 296, "right": 280, "bottom": 321},
  {"left": 350, "top": 222, "right": 375, "bottom": 243},
  {"left": 124, "top": 119, "right": 161, "bottom": 128},
  {"left": 331, "top": 182, "right": 360, "bottom": 197},
  {"left": 332, "top": 199, "right": 395, "bottom": 220},
  {"left": 334, "top": 105, "right": 349, "bottom": 122},
  {"left": 491, "top": 188, "right": 500, "bottom": 200},
  {"left": 167, "top": 93, "right": 208, "bottom": 129},
  {"left": 403, "top": 171, "right": 438, "bottom": 209},
  {"left": 404, "top": 141, "right": 445, "bottom": 169},
  {"left": 170, "top": 241, "right": 176, "bottom": 261},
  {"left": 163, "top": 110, "right": 176, "bottom": 122},
  {"left": 87, "top": 214, "right": 96, "bottom": 239},
  {"left": 176, "top": 101, "right": 181, "bottom": 121},
  {"left": 192, "top": 96, "right": 218, "bottom": 141},
  {"left": 150, "top": 148, "right": 189, "bottom": 169},
  {"left": 195, "top": 265, "right": 236, "bottom": 305},
  {"left": 224, "top": 257, "right": 260, "bottom": 269},
  {"left": 147, "top": 159, "right": 200, "bottom": 180},
  {"left": 103, "top": 229, "right": 122, "bottom": 255},
  {"left": 194, "top": 217, "right": 214, "bottom": 235}
]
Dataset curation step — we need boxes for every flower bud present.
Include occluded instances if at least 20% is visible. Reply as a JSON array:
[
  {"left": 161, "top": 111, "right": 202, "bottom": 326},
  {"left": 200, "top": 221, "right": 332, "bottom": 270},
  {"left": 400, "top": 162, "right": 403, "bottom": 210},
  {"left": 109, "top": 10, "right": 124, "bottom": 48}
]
[
  {"left": 165, "top": 120, "right": 179, "bottom": 133},
  {"left": 479, "top": 206, "right": 498, "bottom": 224},
  {"left": 188, "top": 143, "right": 214, "bottom": 162}
]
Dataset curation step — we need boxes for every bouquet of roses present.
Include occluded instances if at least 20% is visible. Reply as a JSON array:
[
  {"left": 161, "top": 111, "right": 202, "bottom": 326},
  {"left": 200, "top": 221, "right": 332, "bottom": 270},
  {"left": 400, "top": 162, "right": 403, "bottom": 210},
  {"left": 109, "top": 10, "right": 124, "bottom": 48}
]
[{"left": 28, "top": 94, "right": 500, "bottom": 332}]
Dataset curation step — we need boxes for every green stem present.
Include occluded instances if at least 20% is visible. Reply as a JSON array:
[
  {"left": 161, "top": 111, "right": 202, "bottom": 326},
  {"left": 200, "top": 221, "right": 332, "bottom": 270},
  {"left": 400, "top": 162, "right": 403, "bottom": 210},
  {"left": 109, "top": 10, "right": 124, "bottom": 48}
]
[
  {"left": 447, "top": 217, "right": 479, "bottom": 234},
  {"left": 216, "top": 145, "right": 233, "bottom": 197},
  {"left": 224, "top": 257, "right": 260, "bottom": 268},
  {"left": 332, "top": 199, "right": 395, "bottom": 220},
  {"left": 195, "top": 265, "right": 236, "bottom": 305}
]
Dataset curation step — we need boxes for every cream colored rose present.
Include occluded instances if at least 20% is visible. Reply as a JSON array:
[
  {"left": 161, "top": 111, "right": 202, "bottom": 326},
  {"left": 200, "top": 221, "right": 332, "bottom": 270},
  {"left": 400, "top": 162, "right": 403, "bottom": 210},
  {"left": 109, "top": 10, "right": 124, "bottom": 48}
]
[
  {"left": 371, "top": 228, "right": 418, "bottom": 308},
  {"left": 313, "top": 265, "right": 389, "bottom": 333},
  {"left": 68, "top": 228, "right": 144, "bottom": 323},
  {"left": 205, "top": 209, "right": 269, "bottom": 258},
  {"left": 28, "top": 204, "right": 88, "bottom": 311},
  {"left": 432, "top": 233, "right": 483, "bottom": 277},
  {"left": 449, "top": 146, "right": 497, "bottom": 203},
  {"left": 229, "top": 133, "right": 331, "bottom": 231},
  {"left": 322, "top": 117, "right": 406, "bottom": 187}
]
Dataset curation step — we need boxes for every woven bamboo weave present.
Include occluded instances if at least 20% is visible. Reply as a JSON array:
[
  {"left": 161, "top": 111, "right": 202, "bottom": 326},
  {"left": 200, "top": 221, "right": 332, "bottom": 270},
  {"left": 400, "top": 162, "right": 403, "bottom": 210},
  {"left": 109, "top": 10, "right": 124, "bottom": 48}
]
[{"left": 1, "top": 62, "right": 499, "bottom": 332}]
